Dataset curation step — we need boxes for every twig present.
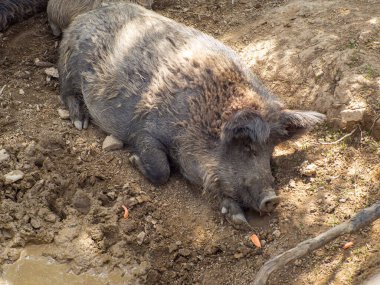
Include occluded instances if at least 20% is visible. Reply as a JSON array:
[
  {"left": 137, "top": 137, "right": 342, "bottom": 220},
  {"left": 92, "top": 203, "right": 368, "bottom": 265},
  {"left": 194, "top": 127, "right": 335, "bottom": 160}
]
[
  {"left": 0, "top": 85, "right": 6, "bottom": 96},
  {"left": 318, "top": 127, "right": 357, "bottom": 145},
  {"left": 251, "top": 201, "right": 380, "bottom": 285},
  {"left": 369, "top": 114, "right": 380, "bottom": 135}
]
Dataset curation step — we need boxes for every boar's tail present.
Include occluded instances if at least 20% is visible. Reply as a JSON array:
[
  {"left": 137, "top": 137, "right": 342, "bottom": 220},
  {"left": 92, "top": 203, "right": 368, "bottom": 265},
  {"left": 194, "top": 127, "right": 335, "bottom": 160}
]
[{"left": 0, "top": 0, "right": 48, "bottom": 32}]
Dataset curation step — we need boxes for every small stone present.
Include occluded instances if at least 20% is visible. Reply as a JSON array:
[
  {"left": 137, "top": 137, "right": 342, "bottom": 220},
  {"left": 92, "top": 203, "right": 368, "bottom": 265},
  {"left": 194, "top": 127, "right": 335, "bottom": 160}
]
[
  {"left": 44, "top": 214, "right": 57, "bottom": 223},
  {"left": 128, "top": 197, "right": 139, "bottom": 207},
  {"left": 44, "top": 67, "right": 59, "bottom": 78},
  {"left": 300, "top": 163, "right": 317, "bottom": 177},
  {"left": 289, "top": 179, "right": 296, "bottom": 188},
  {"left": 145, "top": 215, "right": 153, "bottom": 223},
  {"left": 25, "top": 142, "right": 37, "bottom": 156},
  {"left": 309, "top": 208, "right": 317, "bottom": 213},
  {"left": 294, "top": 259, "right": 302, "bottom": 266},
  {"left": 273, "top": 230, "right": 281, "bottom": 238},
  {"left": 30, "top": 218, "right": 42, "bottom": 229},
  {"left": 168, "top": 243, "right": 178, "bottom": 253},
  {"left": 4, "top": 170, "right": 24, "bottom": 184},
  {"left": 19, "top": 89, "right": 25, "bottom": 95},
  {"left": 260, "top": 239, "right": 266, "bottom": 247},
  {"left": 339, "top": 198, "right": 347, "bottom": 203},
  {"left": 234, "top": 252, "right": 244, "bottom": 259},
  {"left": 137, "top": 231, "right": 146, "bottom": 245},
  {"left": 178, "top": 248, "right": 191, "bottom": 257},
  {"left": 340, "top": 108, "right": 366, "bottom": 122},
  {"left": 136, "top": 194, "right": 151, "bottom": 204},
  {"left": 102, "top": 135, "right": 123, "bottom": 151},
  {"left": 57, "top": 108, "right": 70, "bottom": 120},
  {"left": 0, "top": 149, "right": 10, "bottom": 163},
  {"left": 106, "top": 191, "right": 116, "bottom": 200}
]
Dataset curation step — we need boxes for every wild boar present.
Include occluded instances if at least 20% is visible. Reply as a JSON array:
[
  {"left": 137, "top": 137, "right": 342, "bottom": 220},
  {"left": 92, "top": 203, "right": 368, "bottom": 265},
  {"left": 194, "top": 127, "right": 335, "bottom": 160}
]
[
  {"left": 0, "top": 0, "right": 48, "bottom": 32},
  {"left": 58, "top": 3, "right": 325, "bottom": 225},
  {"left": 47, "top": 0, "right": 154, "bottom": 36}
]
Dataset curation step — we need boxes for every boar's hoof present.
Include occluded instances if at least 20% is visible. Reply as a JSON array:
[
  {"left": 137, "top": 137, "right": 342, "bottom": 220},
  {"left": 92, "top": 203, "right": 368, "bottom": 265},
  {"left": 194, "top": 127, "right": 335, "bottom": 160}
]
[
  {"left": 129, "top": 154, "right": 170, "bottom": 185},
  {"left": 73, "top": 118, "right": 89, "bottom": 130},
  {"left": 221, "top": 198, "right": 250, "bottom": 229}
]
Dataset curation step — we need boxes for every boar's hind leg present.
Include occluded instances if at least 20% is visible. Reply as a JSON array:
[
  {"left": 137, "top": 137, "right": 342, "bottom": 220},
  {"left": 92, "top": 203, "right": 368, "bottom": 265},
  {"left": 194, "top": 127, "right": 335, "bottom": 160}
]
[
  {"left": 59, "top": 78, "right": 89, "bottom": 130},
  {"left": 129, "top": 136, "right": 170, "bottom": 185}
]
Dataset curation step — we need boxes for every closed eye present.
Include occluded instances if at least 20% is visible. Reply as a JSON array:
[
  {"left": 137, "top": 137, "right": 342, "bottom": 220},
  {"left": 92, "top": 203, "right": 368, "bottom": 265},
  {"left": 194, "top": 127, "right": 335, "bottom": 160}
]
[{"left": 243, "top": 143, "right": 257, "bottom": 156}]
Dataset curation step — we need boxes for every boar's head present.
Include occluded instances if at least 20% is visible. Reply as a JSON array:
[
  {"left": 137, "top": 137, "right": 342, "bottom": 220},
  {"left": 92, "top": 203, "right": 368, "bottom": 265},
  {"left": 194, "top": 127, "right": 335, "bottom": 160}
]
[{"left": 215, "top": 108, "right": 325, "bottom": 226}]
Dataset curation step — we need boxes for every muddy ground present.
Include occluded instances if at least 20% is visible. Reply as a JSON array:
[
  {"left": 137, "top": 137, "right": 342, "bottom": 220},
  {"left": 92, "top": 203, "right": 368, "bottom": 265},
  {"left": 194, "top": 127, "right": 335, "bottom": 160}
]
[{"left": 0, "top": 0, "right": 380, "bottom": 284}]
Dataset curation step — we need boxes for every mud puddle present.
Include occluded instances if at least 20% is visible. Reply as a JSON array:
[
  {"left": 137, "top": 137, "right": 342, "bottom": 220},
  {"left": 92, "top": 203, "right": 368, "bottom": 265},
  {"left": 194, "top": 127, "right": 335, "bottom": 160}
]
[{"left": 0, "top": 246, "right": 125, "bottom": 285}]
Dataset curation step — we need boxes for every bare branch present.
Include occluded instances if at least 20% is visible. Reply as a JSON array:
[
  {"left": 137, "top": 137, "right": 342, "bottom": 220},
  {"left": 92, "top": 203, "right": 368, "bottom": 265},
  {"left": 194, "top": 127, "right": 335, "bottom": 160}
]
[
  {"left": 318, "top": 127, "right": 357, "bottom": 145},
  {"left": 369, "top": 114, "right": 380, "bottom": 135},
  {"left": 251, "top": 201, "right": 380, "bottom": 285},
  {"left": 0, "top": 85, "right": 6, "bottom": 96}
]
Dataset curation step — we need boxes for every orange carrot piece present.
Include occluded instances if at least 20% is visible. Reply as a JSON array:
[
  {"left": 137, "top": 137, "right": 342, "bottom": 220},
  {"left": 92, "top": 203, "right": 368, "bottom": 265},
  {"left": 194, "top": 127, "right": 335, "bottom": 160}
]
[
  {"left": 250, "top": 234, "right": 262, "bottom": 248},
  {"left": 343, "top": 241, "right": 354, "bottom": 249},
  {"left": 122, "top": 205, "right": 129, "bottom": 219}
]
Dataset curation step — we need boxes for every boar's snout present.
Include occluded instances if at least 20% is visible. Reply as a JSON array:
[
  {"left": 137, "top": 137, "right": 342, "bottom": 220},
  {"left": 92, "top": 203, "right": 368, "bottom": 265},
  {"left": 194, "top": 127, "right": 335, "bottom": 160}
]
[{"left": 259, "top": 190, "right": 280, "bottom": 213}]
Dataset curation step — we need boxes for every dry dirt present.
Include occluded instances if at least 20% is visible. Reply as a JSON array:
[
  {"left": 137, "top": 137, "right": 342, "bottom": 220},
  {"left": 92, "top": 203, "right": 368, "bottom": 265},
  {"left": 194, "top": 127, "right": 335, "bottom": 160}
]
[{"left": 0, "top": 0, "right": 380, "bottom": 284}]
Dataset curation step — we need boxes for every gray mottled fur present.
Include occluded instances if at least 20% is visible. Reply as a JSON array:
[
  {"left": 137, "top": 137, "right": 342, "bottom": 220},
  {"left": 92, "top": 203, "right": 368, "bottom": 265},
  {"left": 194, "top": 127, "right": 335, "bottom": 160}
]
[
  {"left": 59, "top": 3, "right": 325, "bottom": 218},
  {"left": 0, "top": 0, "right": 48, "bottom": 32},
  {"left": 47, "top": 0, "right": 154, "bottom": 36}
]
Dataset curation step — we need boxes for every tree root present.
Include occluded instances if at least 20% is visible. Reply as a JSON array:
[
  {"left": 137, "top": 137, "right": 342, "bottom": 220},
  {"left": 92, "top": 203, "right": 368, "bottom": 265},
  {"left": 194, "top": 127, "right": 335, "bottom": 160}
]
[{"left": 252, "top": 201, "right": 380, "bottom": 285}]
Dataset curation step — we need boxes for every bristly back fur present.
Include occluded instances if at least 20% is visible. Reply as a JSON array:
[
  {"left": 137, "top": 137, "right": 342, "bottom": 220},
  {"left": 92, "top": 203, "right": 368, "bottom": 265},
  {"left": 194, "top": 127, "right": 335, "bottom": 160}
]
[{"left": 47, "top": 0, "right": 154, "bottom": 36}]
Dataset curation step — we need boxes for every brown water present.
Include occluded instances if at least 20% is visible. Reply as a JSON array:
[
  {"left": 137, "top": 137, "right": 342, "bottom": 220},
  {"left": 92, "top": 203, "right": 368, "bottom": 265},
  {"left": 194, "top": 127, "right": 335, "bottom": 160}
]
[{"left": 0, "top": 246, "right": 127, "bottom": 285}]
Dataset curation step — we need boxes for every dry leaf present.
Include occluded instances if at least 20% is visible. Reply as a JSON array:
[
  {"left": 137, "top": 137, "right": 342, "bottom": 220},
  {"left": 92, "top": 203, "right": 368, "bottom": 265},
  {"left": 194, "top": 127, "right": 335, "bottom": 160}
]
[
  {"left": 250, "top": 234, "right": 261, "bottom": 248},
  {"left": 343, "top": 241, "right": 354, "bottom": 249},
  {"left": 122, "top": 205, "right": 129, "bottom": 219}
]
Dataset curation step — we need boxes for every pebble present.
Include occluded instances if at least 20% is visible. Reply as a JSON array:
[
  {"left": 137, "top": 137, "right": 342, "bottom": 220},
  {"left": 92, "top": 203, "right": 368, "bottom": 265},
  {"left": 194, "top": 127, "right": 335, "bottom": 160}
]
[
  {"left": 168, "top": 243, "right": 178, "bottom": 253},
  {"left": 4, "top": 170, "right": 25, "bottom": 184},
  {"left": 294, "top": 259, "right": 302, "bottom": 266},
  {"left": 289, "top": 179, "right": 296, "bottom": 188},
  {"left": 234, "top": 252, "right": 244, "bottom": 259},
  {"left": 44, "top": 67, "right": 59, "bottom": 78},
  {"left": 57, "top": 108, "right": 70, "bottom": 120},
  {"left": 19, "top": 89, "right": 25, "bottom": 95},
  {"left": 25, "top": 142, "right": 37, "bottom": 156},
  {"left": 44, "top": 214, "right": 57, "bottom": 223},
  {"left": 300, "top": 162, "right": 317, "bottom": 177},
  {"left": 102, "top": 135, "right": 123, "bottom": 151},
  {"left": 178, "top": 248, "right": 191, "bottom": 257},
  {"left": 273, "top": 229, "right": 281, "bottom": 238},
  {"left": 340, "top": 108, "right": 366, "bottom": 122},
  {"left": 339, "top": 198, "right": 347, "bottom": 203},
  {"left": 260, "top": 239, "right": 267, "bottom": 247},
  {"left": 0, "top": 149, "right": 10, "bottom": 163},
  {"left": 137, "top": 231, "right": 146, "bottom": 245},
  {"left": 30, "top": 218, "right": 42, "bottom": 229},
  {"left": 136, "top": 194, "right": 151, "bottom": 204}
]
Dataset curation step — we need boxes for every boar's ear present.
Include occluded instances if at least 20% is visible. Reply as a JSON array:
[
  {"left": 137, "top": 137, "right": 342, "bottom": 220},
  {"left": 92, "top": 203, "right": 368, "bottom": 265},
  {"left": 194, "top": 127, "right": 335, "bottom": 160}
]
[
  {"left": 221, "top": 110, "right": 270, "bottom": 145},
  {"left": 270, "top": 110, "right": 326, "bottom": 143}
]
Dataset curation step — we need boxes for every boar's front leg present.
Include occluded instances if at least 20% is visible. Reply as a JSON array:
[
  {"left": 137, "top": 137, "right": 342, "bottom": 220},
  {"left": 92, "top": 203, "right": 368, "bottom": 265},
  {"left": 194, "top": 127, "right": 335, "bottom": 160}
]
[
  {"left": 59, "top": 72, "right": 89, "bottom": 130},
  {"left": 221, "top": 198, "right": 250, "bottom": 228},
  {"left": 129, "top": 135, "right": 170, "bottom": 185}
]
